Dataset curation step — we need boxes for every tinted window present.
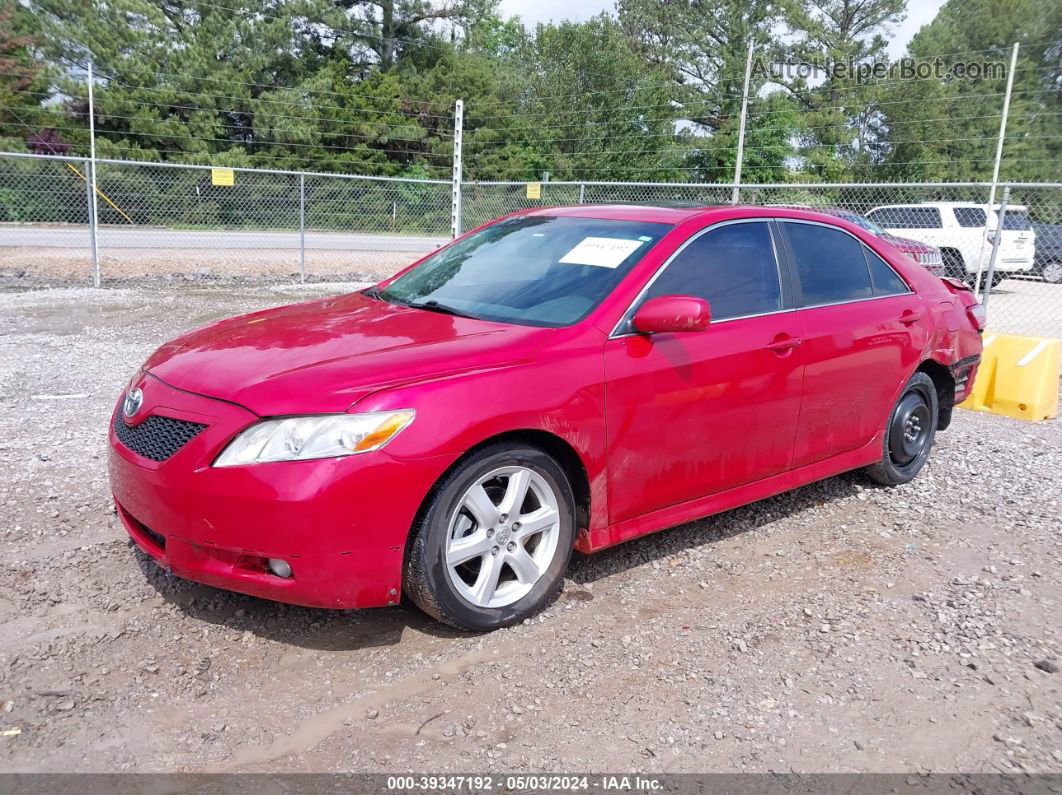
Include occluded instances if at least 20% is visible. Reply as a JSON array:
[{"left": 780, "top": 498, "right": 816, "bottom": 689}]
[
  {"left": 784, "top": 222, "right": 873, "bottom": 306},
  {"left": 379, "top": 216, "right": 670, "bottom": 327},
  {"left": 1000, "top": 211, "right": 1031, "bottom": 230},
  {"left": 642, "top": 222, "right": 781, "bottom": 321},
  {"left": 865, "top": 247, "right": 909, "bottom": 296},
  {"left": 837, "top": 211, "right": 888, "bottom": 236},
  {"left": 954, "top": 207, "right": 987, "bottom": 227},
  {"left": 867, "top": 207, "right": 942, "bottom": 229}
]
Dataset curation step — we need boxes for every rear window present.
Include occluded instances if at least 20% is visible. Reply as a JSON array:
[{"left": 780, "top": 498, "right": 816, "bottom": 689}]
[
  {"left": 867, "top": 207, "right": 942, "bottom": 229},
  {"left": 864, "top": 248, "right": 910, "bottom": 296},
  {"left": 1000, "top": 211, "right": 1031, "bottom": 230},
  {"left": 953, "top": 207, "right": 987, "bottom": 227}
]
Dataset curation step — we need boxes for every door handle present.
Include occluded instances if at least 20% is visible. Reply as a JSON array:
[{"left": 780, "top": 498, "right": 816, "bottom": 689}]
[
  {"left": 766, "top": 335, "right": 802, "bottom": 353},
  {"left": 899, "top": 310, "right": 924, "bottom": 325}
]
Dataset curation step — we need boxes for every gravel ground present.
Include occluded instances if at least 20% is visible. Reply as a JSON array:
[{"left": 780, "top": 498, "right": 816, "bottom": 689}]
[{"left": 0, "top": 283, "right": 1059, "bottom": 775}]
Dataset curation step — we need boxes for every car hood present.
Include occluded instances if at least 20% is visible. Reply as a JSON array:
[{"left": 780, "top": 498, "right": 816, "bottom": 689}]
[
  {"left": 144, "top": 292, "right": 554, "bottom": 415},
  {"left": 880, "top": 233, "right": 936, "bottom": 254}
]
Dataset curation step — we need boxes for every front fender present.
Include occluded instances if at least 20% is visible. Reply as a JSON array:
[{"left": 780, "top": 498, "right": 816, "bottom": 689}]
[{"left": 347, "top": 335, "right": 609, "bottom": 532}]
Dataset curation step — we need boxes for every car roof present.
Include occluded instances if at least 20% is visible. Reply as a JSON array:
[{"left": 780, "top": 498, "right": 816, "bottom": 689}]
[{"left": 519, "top": 204, "right": 863, "bottom": 225}]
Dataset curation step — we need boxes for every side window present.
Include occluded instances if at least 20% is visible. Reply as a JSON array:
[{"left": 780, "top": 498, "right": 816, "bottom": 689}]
[
  {"left": 864, "top": 246, "right": 910, "bottom": 296},
  {"left": 784, "top": 222, "right": 873, "bottom": 306},
  {"left": 642, "top": 222, "right": 781, "bottom": 321},
  {"left": 867, "top": 207, "right": 942, "bottom": 229},
  {"left": 954, "top": 207, "right": 987, "bottom": 227}
]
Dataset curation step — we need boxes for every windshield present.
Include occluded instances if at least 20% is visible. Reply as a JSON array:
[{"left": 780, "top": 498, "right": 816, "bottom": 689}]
[{"left": 378, "top": 216, "right": 671, "bottom": 327}]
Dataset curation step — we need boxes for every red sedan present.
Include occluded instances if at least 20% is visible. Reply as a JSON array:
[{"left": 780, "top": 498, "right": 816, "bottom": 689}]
[{"left": 109, "top": 206, "right": 985, "bottom": 631}]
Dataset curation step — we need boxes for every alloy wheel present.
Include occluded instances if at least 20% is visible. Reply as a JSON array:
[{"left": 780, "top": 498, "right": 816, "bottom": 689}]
[
  {"left": 445, "top": 466, "right": 561, "bottom": 609},
  {"left": 1042, "top": 261, "right": 1062, "bottom": 284}
]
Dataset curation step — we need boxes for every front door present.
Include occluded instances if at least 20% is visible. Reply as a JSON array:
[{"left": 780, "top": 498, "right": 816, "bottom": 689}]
[{"left": 603, "top": 220, "right": 805, "bottom": 525}]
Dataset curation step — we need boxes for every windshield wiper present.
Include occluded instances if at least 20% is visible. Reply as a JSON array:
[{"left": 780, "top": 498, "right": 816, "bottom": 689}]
[{"left": 407, "top": 299, "right": 477, "bottom": 319}]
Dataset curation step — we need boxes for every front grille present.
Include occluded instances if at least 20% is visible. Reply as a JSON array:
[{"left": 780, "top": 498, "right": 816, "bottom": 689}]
[{"left": 113, "top": 413, "right": 208, "bottom": 462}]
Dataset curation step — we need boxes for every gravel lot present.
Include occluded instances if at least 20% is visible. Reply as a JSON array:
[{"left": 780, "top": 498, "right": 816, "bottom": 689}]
[{"left": 0, "top": 283, "right": 1059, "bottom": 775}]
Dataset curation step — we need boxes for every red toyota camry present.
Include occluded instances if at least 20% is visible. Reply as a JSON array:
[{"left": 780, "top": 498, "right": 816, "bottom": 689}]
[{"left": 109, "top": 205, "right": 985, "bottom": 631}]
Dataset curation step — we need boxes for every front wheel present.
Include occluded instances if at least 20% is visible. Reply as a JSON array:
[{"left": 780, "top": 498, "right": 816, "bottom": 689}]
[
  {"left": 865, "top": 372, "right": 939, "bottom": 486},
  {"left": 404, "top": 443, "right": 575, "bottom": 631}
]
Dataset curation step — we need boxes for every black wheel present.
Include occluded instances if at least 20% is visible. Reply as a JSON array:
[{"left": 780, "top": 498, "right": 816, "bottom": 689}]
[
  {"left": 967, "top": 269, "right": 1005, "bottom": 292},
  {"left": 865, "top": 372, "right": 938, "bottom": 486},
  {"left": 1041, "top": 260, "right": 1062, "bottom": 284},
  {"left": 404, "top": 443, "right": 576, "bottom": 631},
  {"left": 941, "top": 250, "right": 966, "bottom": 281}
]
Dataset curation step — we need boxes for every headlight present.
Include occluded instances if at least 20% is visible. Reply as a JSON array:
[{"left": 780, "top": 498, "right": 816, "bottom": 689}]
[{"left": 213, "top": 410, "right": 415, "bottom": 467}]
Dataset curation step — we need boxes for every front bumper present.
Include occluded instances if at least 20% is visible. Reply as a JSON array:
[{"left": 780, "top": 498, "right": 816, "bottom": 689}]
[{"left": 108, "top": 374, "right": 454, "bottom": 609}]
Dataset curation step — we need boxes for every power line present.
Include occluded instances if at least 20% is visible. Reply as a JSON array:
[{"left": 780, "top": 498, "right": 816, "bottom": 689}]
[
  {"left": 0, "top": 114, "right": 455, "bottom": 161},
  {"left": 11, "top": 95, "right": 454, "bottom": 144}
]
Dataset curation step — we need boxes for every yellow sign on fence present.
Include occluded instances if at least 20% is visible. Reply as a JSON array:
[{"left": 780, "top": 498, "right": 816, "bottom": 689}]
[
  {"left": 211, "top": 168, "right": 235, "bottom": 187},
  {"left": 525, "top": 182, "right": 541, "bottom": 200}
]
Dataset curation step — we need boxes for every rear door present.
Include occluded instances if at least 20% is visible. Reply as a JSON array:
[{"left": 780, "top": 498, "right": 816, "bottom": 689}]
[
  {"left": 778, "top": 220, "right": 929, "bottom": 468},
  {"left": 603, "top": 219, "right": 804, "bottom": 524},
  {"left": 995, "top": 207, "right": 1036, "bottom": 270}
]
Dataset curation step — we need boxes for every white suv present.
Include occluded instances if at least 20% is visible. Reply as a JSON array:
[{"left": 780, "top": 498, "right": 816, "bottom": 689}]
[{"left": 866, "top": 202, "right": 1035, "bottom": 287}]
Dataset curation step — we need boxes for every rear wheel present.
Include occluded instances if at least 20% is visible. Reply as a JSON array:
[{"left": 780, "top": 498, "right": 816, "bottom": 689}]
[
  {"left": 865, "top": 372, "right": 938, "bottom": 486},
  {"left": 1042, "top": 260, "right": 1062, "bottom": 284},
  {"left": 404, "top": 444, "right": 575, "bottom": 631}
]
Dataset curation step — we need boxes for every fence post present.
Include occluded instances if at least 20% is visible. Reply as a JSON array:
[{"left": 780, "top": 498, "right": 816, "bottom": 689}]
[
  {"left": 451, "top": 99, "right": 464, "bottom": 239},
  {"left": 86, "top": 62, "right": 101, "bottom": 287},
  {"left": 981, "top": 185, "right": 1010, "bottom": 313},
  {"left": 83, "top": 157, "right": 99, "bottom": 285},
  {"left": 976, "top": 41, "right": 1020, "bottom": 297},
  {"left": 731, "top": 45, "right": 755, "bottom": 205},
  {"left": 578, "top": 183, "right": 585, "bottom": 204},
  {"left": 298, "top": 173, "right": 306, "bottom": 283}
]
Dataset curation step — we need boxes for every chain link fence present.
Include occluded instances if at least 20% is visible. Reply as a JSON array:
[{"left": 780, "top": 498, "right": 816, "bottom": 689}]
[
  {"left": 0, "top": 152, "right": 451, "bottom": 283},
  {"left": 1, "top": 151, "right": 1060, "bottom": 340}
]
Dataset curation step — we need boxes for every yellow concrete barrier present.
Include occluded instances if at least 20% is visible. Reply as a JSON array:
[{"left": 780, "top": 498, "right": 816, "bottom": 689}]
[{"left": 959, "top": 332, "right": 1059, "bottom": 421}]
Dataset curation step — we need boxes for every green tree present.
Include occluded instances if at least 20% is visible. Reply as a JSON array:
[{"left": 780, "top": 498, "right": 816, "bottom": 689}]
[
  {"left": 334, "top": 0, "right": 497, "bottom": 70},
  {"left": 876, "top": 0, "right": 1061, "bottom": 183},
  {"left": 616, "top": 0, "right": 801, "bottom": 182},
  {"left": 0, "top": 0, "right": 50, "bottom": 151},
  {"left": 773, "top": 0, "right": 907, "bottom": 180},
  {"left": 496, "top": 15, "right": 683, "bottom": 182}
]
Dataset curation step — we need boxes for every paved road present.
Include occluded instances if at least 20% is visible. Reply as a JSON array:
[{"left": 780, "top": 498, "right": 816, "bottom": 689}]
[{"left": 0, "top": 225, "right": 448, "bottom": 252}]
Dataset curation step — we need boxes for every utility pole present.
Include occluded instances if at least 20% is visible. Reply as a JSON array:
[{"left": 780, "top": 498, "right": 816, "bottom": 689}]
[
  {"left": 975, "top": 42, "right": 1020, "bottom": 298},
  {"left": 451, "top": 99, "right": 463, "bottom": 239},
  {"left": 731, "top": 45, "right": 755, "bottom": 204},
  {"left": 87, "top": 61, "right": 101, "bottom": 287}
]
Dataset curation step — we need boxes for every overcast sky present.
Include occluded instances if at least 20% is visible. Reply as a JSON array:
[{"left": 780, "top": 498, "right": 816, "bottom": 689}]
[{"left": 496, "top": 0, "right": 949, "bottom": 59}]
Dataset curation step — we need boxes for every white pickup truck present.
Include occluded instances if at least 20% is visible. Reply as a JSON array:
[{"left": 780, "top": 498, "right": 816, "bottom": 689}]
[{"left": 866, "top": 202, "right": 1035, "bottom": 287}]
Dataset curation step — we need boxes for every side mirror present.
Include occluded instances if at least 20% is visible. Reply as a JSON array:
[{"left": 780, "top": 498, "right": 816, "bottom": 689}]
[{"left": 631, "top": 295, "right": 711, "bottom": 334}]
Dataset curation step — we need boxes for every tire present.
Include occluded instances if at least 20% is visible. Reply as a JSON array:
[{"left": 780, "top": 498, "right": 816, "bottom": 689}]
[
  {"left": 967, "top": 269, "right": 1005, "bottom": 292},
  {"left": 941, "top": 249, "right": 966, "bottom": 281},
  {"left": 865, "top": 372, "right": 939, "bottom": 487},
  {"left": 1041, "top": 260, "right": 1062, "bottom": 285},
  {"left": 404, "top": 443, "right": 576, "bottom": 631}
]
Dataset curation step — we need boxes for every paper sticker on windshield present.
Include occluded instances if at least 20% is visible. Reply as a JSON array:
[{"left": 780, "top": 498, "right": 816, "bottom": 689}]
[{"left": 559, "top": 237, "right": 645, "bottom": 268}]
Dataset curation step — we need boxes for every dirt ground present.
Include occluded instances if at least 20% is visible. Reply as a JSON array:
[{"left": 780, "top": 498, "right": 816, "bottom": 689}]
[{"left": 0, "top": 283, "right": 1059, "bottom": 775}]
